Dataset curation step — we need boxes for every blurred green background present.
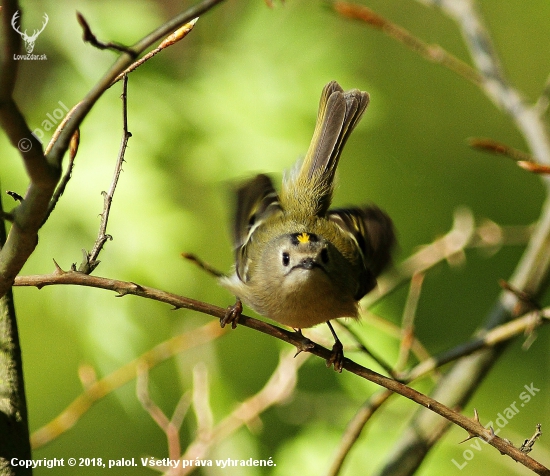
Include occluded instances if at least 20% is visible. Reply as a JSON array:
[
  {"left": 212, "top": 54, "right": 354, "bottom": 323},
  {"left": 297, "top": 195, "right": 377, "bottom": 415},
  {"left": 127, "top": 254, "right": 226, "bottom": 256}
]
[{"left": 2, "top": 0, "right": 550, "bottom": 475}]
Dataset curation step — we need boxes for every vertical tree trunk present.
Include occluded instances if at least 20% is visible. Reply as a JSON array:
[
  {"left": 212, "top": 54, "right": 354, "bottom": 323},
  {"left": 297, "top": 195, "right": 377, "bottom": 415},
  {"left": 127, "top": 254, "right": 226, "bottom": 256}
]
[{"left": 0, "top": 193, "right": 32, "bottom": 476}]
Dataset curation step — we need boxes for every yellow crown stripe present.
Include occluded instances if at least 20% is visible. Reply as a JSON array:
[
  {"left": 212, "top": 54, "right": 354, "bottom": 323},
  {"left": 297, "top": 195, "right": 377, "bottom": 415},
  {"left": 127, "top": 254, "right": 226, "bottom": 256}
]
[{"left": 297, "top": 232, "right": 310, "bottom": 243}]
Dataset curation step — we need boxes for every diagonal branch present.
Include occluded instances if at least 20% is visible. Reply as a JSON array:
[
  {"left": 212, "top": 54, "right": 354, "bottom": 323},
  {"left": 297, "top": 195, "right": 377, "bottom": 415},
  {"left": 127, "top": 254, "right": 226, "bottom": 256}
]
[
  {"left": 331, "top": 2, "right": 483, "bottom": 86},
  {"left": 12, "top": 268, "right": 550, "bottom": 473},
  {"left": 109, "top": 18, "right": 199, "bottom": 88},
  {"left": 329, "top": 306, "right": 549, "bottom": 476}
]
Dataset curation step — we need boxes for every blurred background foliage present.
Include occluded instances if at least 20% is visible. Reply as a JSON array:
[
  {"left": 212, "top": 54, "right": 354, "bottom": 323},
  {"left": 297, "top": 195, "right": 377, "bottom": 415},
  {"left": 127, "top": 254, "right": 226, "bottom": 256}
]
[{"left": 2, "top": 0, "right": 550, "bottom": 474}]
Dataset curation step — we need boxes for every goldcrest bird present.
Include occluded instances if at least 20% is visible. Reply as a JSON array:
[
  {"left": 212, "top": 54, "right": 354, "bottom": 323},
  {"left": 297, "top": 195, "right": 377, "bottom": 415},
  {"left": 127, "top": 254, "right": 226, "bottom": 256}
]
[{"left": 219, "top": 81, "right": 396, "bottom": 371}]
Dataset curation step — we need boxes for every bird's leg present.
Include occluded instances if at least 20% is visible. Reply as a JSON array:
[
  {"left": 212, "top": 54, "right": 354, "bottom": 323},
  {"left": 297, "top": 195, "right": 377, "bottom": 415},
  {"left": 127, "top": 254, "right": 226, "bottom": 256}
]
[
  {"left": 326, "top": 321, "right": 344, "bottom": 373},
  {"left": 221, "top": 298, "right": 242, "bottom": 329}
]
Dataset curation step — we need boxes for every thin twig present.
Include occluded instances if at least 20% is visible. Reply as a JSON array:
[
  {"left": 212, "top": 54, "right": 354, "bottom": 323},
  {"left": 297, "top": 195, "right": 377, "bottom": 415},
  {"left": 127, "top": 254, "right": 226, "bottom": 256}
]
[
  {"left": 395, "top": 273, "right": 425, "bottom": 372},
  {"left": 327, "top": 389, "right": 393, "bottom": 476},
  {"left": 181, "top": 252, "right": 225, "bottom": 278},
  {"left": 468, "top": 137, "right": 535, "bottom": 163},
  {"left": 330, "top": 1, "right": 483, "bottom": 86},
  {"left": 468, "top": 137, "right": 550, "bottom": 175},
  {"left": 44, "top": 129, "right": 80, "bottom": 224},
  {"left": 79, "top": 76, "right": 131, "bottom": 273},
  {"left": 77, "top": 12, "right": 138, "bottom": 56},
  {"left": 110, "top": 18, "right": 199, "bottom": 87}
]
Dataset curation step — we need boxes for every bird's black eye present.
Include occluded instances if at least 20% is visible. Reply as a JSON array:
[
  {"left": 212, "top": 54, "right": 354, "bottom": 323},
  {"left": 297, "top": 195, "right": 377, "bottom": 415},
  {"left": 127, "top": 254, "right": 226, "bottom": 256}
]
[
  {"left": 320, "top": 248, "right": 329, "bottom": 264},
  {"left": 282, "top": 252, "right": 290, "bottom": 266}
]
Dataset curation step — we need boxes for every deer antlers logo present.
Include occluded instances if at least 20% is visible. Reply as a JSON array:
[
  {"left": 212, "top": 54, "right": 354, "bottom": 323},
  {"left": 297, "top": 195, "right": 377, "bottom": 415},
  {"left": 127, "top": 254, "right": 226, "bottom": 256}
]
[{"left": 11, "top": 11, "right": 49, "bottom": 54}]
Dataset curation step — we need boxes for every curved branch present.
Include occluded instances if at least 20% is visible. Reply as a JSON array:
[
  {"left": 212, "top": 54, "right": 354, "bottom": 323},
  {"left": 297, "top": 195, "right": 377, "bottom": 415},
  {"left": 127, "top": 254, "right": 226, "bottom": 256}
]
[{"left": 12, "top": 270, "right": 550, "bottom": 474}]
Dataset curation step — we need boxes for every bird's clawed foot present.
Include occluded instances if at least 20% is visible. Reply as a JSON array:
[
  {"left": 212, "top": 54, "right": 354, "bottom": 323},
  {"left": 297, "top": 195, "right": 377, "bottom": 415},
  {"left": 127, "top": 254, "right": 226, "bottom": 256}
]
[
  {"left": 326, "top": 339, "right": 344, "bottom": 373},
  {"left": 220, "top": 299, "right": 242, "bottom": 329}
]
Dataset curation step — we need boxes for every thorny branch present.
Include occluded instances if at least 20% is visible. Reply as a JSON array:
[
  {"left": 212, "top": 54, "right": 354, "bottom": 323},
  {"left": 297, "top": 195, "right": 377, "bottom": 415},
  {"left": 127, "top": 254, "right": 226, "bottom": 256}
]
[
  {"left": 79, "top": 75, "right": 131, "bottom": 274},
  {"left": 328, "top": 308, "right": 548, "bottom": 476},
  {"left": 13, "top": 259, "right": 550, "bottom": 473},
  {"left": 23, "top": 210, "right": 525, "bottom": 454},
  {"left": 12, "top": 191, "right": 535, "bottom": 471}
]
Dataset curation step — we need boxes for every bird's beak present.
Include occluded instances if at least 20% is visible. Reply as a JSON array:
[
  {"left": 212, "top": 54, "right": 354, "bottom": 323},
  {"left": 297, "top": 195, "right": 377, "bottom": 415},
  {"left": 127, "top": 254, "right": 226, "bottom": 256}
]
[{"left": 299, "top": 257, "right": 317, "bottom": 270}]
